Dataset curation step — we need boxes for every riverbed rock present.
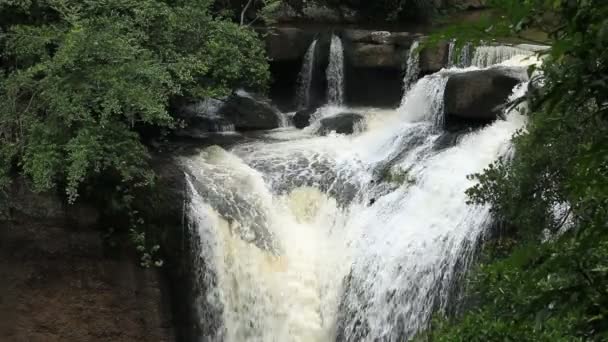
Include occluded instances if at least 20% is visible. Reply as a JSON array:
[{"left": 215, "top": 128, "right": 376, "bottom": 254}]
[
  {"left": 444, "top": 67, "right": 527, "bottom": 124},
  {"left": 318, "top": 113, "right": 365, "bottom": 135}
]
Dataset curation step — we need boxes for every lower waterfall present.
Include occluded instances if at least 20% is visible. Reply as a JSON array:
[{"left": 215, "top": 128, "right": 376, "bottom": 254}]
[{"left": 182, "top": 61, "right": 531, "bottom": 341}]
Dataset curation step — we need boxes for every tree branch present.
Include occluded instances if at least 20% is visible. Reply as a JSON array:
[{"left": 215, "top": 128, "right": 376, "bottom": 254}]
[{"left": 240, "top": 0, "right": 255, "bottom": 26}]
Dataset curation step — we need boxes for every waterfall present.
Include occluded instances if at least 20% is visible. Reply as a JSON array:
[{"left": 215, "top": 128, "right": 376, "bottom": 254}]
[
  {"left": 402, "top": 41, "right": 421, "bottom": 93},
  {"left": 182, "top": 58, "right": 534, "bottom": 341},
  {"left": 458, "top": 42, "right": 473, "bottom": 67},
  {"left": 472, "top": 45, "right": 534, "bottom": 68},
  {"left": 296, "top": 40, "right": 318, "bottom": 109},
  {"left": 447, "top": 40, "right": 456, "bottom": 67},
  {"left": 327, "top": 35, "right": 345, "bottom": 105}
]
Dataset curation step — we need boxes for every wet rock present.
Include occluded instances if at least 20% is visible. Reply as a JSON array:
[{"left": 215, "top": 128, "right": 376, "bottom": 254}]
[
  {"left": 318, "top": 113, "right": 365, "bottom": 135},
  {"left": 293, "top": 107, "right": 317, "bottom": 128},
  {"left": 444, "top": 67, "right": 527, "bottom": 124}
]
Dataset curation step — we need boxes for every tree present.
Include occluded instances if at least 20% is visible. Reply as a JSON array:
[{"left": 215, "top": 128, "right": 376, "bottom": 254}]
[{"left": 0, "top": 0, "right": 270, "bottom": 203}]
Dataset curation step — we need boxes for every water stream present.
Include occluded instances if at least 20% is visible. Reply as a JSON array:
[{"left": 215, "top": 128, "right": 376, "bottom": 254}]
[
  {"left": 327, "top": 35, "right": 345, "bottom": 106},
  {"left": 297, "top": 40, "right": 318, "bottom": 109}
]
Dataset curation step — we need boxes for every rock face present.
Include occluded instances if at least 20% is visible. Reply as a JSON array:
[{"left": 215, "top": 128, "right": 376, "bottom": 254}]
[
  {"left": 340, "top": 30, "right": 419, "bottom": 107},
  {"left": 420, "top": 41, "right": 450, "bottom": 74},
  {"left": 0, "top": 182, "right": 175, "bottom": 342},
  {"left": 318, "top": 113, "right": 365, "bottom": 135},
  {"left": 265, "top": 26, "right": 453, "bottom": 109},
  {"left": 264, "top": 27, "right": 316, "bottom": 61},
  {"left": 444, "top": 68, "right": 527, "bottom": 125}
]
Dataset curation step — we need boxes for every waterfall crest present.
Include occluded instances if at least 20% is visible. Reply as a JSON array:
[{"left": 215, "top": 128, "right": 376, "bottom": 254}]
[
  {"left": 296, "top": 40, "right": 318, "bottom": 109},
  {"left": 327, "top": 35, "right": 345, "bottom": 105},
  {"left": 182, "top": 50, "right": 535, "bottom": 341},
  {"left": 472, "top": 45, "right": 534, "bottom": 68}
]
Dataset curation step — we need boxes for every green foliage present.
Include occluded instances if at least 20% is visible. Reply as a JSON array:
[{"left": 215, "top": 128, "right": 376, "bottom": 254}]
[
  {"left": 0, "top": 0, "right": 270, "bottom": 202},
  {"left": 421, "top": 0, "right": 608, "bottom": 340}
]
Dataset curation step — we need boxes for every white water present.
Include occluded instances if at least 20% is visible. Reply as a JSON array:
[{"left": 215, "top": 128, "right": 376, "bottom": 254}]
[
  {"left": 327, "top": 35, "right": 345, "bottom": 105},
  {"left": 297, "top": 40, "right": 318, "bottom": 109},
  {"left": 402, "top": 41, "right": 421, "bottom": 93},
  {"left": 183, "top": 57, "right": 533, "bottom": 341}
]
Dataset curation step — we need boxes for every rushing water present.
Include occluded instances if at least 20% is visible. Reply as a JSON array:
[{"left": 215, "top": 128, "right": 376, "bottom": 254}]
[
  {"left": 297, "top": 40, "right": 318, "bottom": 109},
  {"left": 327, "top": 35, "right": 345, "bottom": 105},
  {"left": 471, "top": 45, "right": 534, "bottom": 68},
  {"left": 183, "top": 55, "right": 533, "bottom": 341}
]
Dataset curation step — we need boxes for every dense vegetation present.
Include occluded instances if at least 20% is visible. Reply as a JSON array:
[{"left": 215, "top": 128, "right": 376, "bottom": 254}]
[
  {"left": 0, "top": 0, "right": 269, "bottom": 205},
  {"left": 420, "top": 0, "right": 608, "bottom": 340},
  {"left": 224, "top": 0, "right": 437, "bottom": 24}
]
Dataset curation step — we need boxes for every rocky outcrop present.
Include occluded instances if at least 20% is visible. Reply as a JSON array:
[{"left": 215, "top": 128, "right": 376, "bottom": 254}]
[
  {"left": 265, "top": 27, "right": 316, "bottom": 61},
  {"left": 318, "top": 112, "right": 365, "bottom": 135},
  {"left": 444, "top": 67, "right": 527, "bottom": 126}
]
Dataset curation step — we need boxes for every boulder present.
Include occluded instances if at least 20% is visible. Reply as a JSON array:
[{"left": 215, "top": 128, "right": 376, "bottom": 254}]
[
  {"left": 444, "top": 67, "right": 527, "bottom": 124},
  {"left": 175, "top": 91, "right": 281, "bottom": 135},
  {"left": 265, "top": 27, "right": 316, "bottom": 61},
  {"left": 293, "top": 107, "right": 317, "bottom": 129},
  {"left": 219, "top": 91, "right": 282, "bottom": 131},
  {"left": 318, "top": 113, "right": 365, "bottom": 135}
]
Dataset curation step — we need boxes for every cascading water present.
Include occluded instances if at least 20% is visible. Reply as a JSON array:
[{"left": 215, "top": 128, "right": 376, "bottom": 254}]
[
  {"left": 327, "top": 35, "right": 345, "bottom": 105},
  {"left": 183, "top": 54, "right": 533, "bottom": 341},
  {"left": 402, "top": 41, "right": 421, "bottom": 93},
  {"left": 471, "top": 45, "right": 534, "bottom": 68},
  {"left": 296, "top": 40, "right": 318, "bottom": 109}
]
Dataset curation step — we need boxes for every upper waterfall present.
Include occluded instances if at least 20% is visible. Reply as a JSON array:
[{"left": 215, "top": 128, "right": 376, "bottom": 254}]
[
  {"left": 296, "top": 39, "right": 318, "bottom": 110},
  {"left": 327, "top": 35, "right": 345, "bottom": 105}
]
